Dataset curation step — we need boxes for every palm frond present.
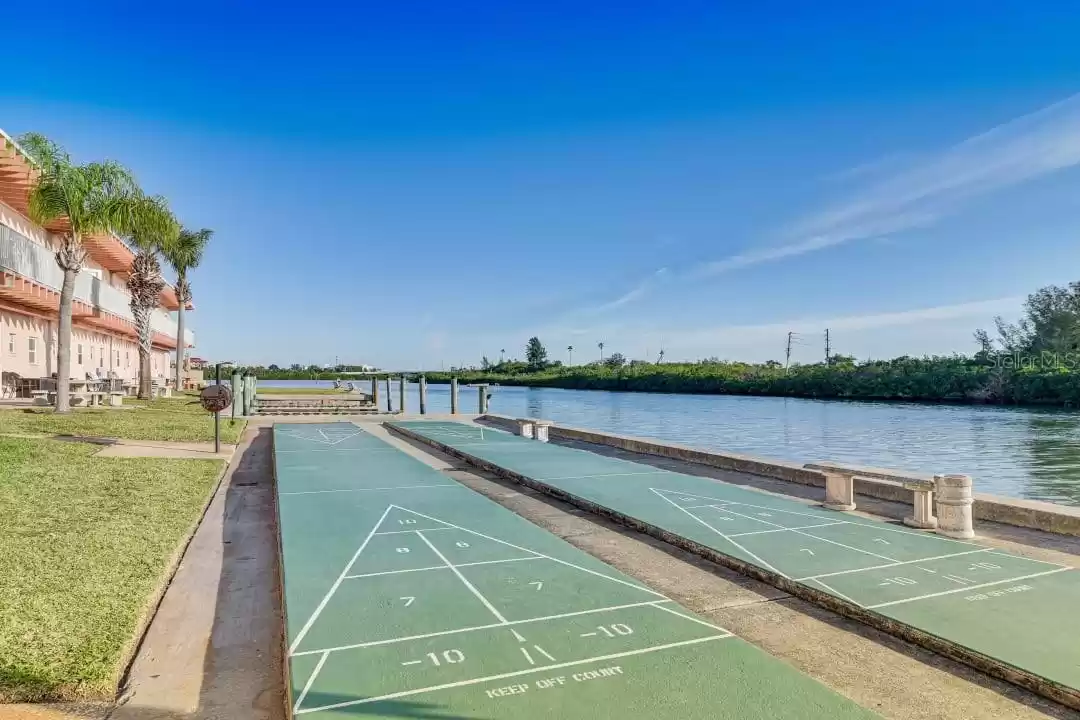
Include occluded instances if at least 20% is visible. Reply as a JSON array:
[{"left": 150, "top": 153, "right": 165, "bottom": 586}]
[
  {"left": 167, "top": 227, "right": 213, "bottom": 275},
  {"left": 17, "top": 132, "right": 70, "bottom": 175},
  {"left": 26, "top": 176, "right": 71, "bottom": 226},
  {"left": 120, "top": 195, "right": 179, "bottom": 253}
]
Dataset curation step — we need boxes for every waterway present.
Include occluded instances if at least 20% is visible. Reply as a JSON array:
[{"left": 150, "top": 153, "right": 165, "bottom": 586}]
[{"left": 260, "top": 380, "right": 1080, "bottom": 507}]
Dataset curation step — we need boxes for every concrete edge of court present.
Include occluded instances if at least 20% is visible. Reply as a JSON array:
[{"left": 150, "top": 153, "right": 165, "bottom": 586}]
[{"left": 385, "top": 420, "right": 1080, "bottom": 714}]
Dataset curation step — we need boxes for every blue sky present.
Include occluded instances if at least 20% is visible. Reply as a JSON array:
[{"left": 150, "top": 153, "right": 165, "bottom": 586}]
[{"left": 4, "top": 1, "right": 1080, "bottom": 368}]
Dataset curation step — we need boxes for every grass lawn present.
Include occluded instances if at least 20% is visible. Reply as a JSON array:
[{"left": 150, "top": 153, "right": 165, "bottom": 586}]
[
  {"left": 256, "top": 387, "right": 353, "bottom": 395},
  {"left": 0, "top": 436, "right": 224, "bottom": 701},
  {"left": 0, "top": 397, "right": 246, "bottom": 444}
]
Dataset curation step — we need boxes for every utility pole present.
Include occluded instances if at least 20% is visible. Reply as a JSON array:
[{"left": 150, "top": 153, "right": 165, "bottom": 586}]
[
  {"left": 785, "top": 331, "right": 794, "bottom": 371},
  {"left": 824, "top": 328, "right": 831, "bottom": 365}
]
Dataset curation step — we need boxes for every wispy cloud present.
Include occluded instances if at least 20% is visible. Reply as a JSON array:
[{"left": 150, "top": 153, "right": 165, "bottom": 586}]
[
  {"left": 699, "top": 92, "right": 1080, "bottom": 276},
  {"left": 589, "top": 267, "right": 669, "bottom": 313}
]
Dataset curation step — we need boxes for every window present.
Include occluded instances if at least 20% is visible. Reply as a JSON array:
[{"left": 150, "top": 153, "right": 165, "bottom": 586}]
[
  {"left": 28, "top": 337, "right": 37, "bottom": 365},
  {"left": 6, "top": 333, "right": 13, "bottom": 355},
  {"left": 77, "top": 344, "right": 83, "bottom": 365},
  {"left": 125, "top": 351, "right": 130, "bottom": 368},
  {"left": 90, "top": 346, "right": 94, "bottom": 359}
]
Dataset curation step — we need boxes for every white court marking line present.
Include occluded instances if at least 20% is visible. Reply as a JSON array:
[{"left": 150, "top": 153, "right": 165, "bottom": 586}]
[
  {"left": 655, "top": 488, "right": 983, "bottom": 548},
  {"left": 727, "top": 521, "right": 847, "bottom": 537},
  {"left": 985, "top": 550, "right": 1075, "bottom": 569},
  {"left": 397, "top": 506, "right": 668, "bottom": 599},
  {"left": 810, "top": 578, "right": 867, "bottom": 608},
  {"left": 317, "top": 428, "right": 330, "bottom": 441},
  {"left": 280, "top": 485, "right": 460, "bottom": 496},
  {"left": 275, "top": 447, "right": 404, "bottom": 453},
  {"left": 864, "top": 567, "right": 1073, "bottom": 610},
  {"left": 295, "top": 635, "right": 732, "bottom": 714},
  {"left": 344, "top": 555, "right": 544, "bottom": 579},
  {"left": 650, "top": 489, "right": 789, "bottom": 578},
  {"left": 288, "top": 505, "right": 393, "bottom": 655},
  {"left": 711, "top": 498, "right": 984, "bottom": 547},
  {"left": 292, "top": 650, "right": 329, "bottom": 713},
  {"left": 681, "top": 502, "right": 736, "bottom": 509},
  {"left": 374, "top": 527, "right": 457, "bottom": 535},
  {"left": 711, "top": 504, "right": 899, "bottom": 562},
  {"left": 795, "top": 549, "right": 993, "bottom": 582},
  {"left": 537, "top": 471, "right": 670, "bottom": 482},
  {"left": 647, "top": 602, "right": 733, "bottom": 634},
  {"left": 292, "top": 599, "right": 676, "bottom": 656},
  {"left": 417, "top": 530, "right": 510, "bottom": 624}
]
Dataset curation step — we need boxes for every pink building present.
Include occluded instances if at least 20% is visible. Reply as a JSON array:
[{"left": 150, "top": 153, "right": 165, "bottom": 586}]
[{"left": 0, "top": 129, "right": 193, "bottom": 394}]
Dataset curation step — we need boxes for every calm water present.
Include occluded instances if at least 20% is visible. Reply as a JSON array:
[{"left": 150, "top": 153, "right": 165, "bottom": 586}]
[{"left": 261, "top": 380, "right": 1080, "bottom": 507}]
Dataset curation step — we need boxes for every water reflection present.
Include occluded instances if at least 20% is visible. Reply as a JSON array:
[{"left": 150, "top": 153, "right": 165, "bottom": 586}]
[{"left": 260, "top": 380, "right": 1080, "bottom": 506}]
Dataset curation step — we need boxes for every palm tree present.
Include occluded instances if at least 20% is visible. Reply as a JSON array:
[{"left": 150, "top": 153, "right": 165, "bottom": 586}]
[
  {"left": 20, "top": 133, "right": 145, "bottom": 412},
  {"left": 165, "top": 228, "right": 212, "bottom": 392},
  {"left": 123, "top": 196, "right": 179, "bottom": 399},
  {"left": 598, "top": 342, "right": 604, "bottom": 363},
  {"left": 499, "top": 348, "right": 505, "bottom": 364},
  {"left": 657, "top": 349, "right": 665, "bottom": 364},
  {"left": 567, "top": 345, "right": 574, "bottom": 366}
]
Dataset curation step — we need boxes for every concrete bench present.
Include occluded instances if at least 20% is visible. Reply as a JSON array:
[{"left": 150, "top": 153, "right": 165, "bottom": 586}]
[
  {"left": 902, "top": 478, "right": 938, "bottom": 529},
  {"left": 533, "top": 419, "right": 555, "bottom": 443},
  {"left": 513, "top": 418, "right": 535, "bottom": 439},
  {"left": 30, "top": 390, "right": 52, "bottom": 406},
  {"left": 108, "top": 391, "right": 124, "bottom": 407},
  {"left": 87, "top": 391, "right": 109, "bottom": 407}
]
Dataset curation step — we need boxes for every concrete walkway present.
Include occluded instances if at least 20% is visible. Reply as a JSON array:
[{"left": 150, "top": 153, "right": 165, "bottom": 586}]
[{"left": 0, "top": 432, "right": 235, "bottom": 460}]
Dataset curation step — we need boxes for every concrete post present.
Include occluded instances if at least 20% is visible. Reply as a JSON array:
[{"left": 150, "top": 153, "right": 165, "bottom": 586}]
[
  {"left": 372, "top": 377, "right": 381, "bottom": 411},
  {"left": 239, "top": 374, "right": 249, "bottom": 416},
  {"left": 936, "top": 474, "right": 975, "bottom": 539},
  {"left": 419, "top": 376, "right": 427, "bottom": 415},
  {"left": 450, "top": 377, "right": 459, "bottom": 414},
  {"left": 399, "top": 376, "right": 407, "bottom": 414},
  {"left": 823, "top": 471, "right": 856, "bottom": 512},
  {"left": 514, "top": 418, "right": 535, "bottom": 438},
  {"left": 533, "top": 419, "right": 554, "bottom": 442},
  {"left": 385, "top": 376, "right": 392, "bottom": 412},
  {"left": 477, "top": 384, "right": 489, "bottom": 414},
  {"left": 902, "top": 478, "right": 938, "bottom": 529},
  {"left": 231, "top": 371, "right": 241, "bottom": 419}
]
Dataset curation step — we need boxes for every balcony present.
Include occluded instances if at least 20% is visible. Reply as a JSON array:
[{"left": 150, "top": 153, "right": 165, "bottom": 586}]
[{"left": 0, "top": 223, "right": 192, "bottom": 347}]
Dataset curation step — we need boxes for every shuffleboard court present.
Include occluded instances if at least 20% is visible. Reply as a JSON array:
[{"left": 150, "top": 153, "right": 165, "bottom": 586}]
[
  {"left": 390, "top": 420, "right": 1080, "bottom": 708},
  {"left": 274, "top": 422, "right": 880, "bottom": 719}
]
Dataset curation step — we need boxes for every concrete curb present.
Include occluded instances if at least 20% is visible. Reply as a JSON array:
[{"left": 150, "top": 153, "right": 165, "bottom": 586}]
[
  {"left": 388, "top": 421, "right": 1080, "bottom": 713},
  {"left": 115, "top": 452, "right": 234, "bottom": 701},
  {"left": 478, "top": 415, "right": 1080, "bottom": 538}
]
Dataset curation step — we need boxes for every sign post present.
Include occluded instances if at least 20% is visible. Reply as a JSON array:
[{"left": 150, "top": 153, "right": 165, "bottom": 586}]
[{"left": 201, "top": 364, "right": 233, "bottom": 454}]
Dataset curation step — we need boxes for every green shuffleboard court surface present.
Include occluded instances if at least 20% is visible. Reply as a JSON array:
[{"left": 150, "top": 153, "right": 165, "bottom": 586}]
[
  {"left": 274, "top": 422, "right": 880, "bottom": 719},
  {"left": 391, "top": 420, "right": 1080, "bottom": 703}
]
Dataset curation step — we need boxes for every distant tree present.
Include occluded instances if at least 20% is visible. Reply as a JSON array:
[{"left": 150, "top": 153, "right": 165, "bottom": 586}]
[
  {"left": 526, "top": 337, "right": 548, "bottom": 369},
  {"left": 764, "top": 359, "right": 783, "bottom": 368},
  {"left": 481, "top": 355, "right": 492, "bottom": 370},
  {"left": 268, "top": 364, "right": 280, "bottom": 371},
  {"left": 828, "top": 354, "right": 857, "bottom": 367},
  {"left": 290, "top": 363, "right": 302, "bottom": 371},
  {"left": 604, "top": 352, "right": 626, "bottom": 368},
  {"left": 978, "top": 282, "right": 1080, "bottom": 354}
]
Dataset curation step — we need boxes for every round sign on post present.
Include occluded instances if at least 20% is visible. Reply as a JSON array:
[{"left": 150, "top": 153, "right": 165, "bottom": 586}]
[{"left": 200, "top": 384, "right": 233, "bottom": 414}]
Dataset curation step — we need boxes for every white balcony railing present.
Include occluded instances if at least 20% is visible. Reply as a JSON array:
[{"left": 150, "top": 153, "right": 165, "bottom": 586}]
[{"left": 0, "top": 223, "right": 192, "bottom": 345}]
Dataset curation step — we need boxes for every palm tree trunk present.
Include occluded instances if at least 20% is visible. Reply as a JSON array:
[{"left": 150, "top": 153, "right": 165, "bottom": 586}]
[
  {"left": 132, "top": 304, "right": 153, "bottom": 400},
  {"left": 174, "top": 301, "right": 185, "bottom": 391},
  {"left": 54, "top": 235, "right": 86, "bottom": 414},
  {"left": 55, "top": 268, "right": 76, "bottom": 413}
]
